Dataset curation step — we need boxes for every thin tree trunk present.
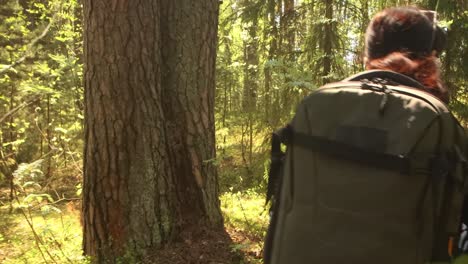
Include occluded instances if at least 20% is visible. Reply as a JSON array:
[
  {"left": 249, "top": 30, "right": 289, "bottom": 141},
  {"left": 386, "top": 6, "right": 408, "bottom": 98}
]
[
  {"left": 283, "top": 0, "right": 295, "bottom": 60},
  {"left": 39, "top": 99, "right": 43, "bottom": 156},
  {"left": 221, "top": 27, "right": 233, "bottom": 148},
  {"left": 323, "top": 0, "right": 333, "bottom": 83},
  {"left": 240, "top": 0, "right": 259, "bottom": 171},
  {"left": 280, "top": 0, "right": 295, "bottom": 119},
  {"left": 8, "top": 86, "right": 14, "bottom": 151},
  {"left": 264, "top": 0, "right": 277, "bottom": 125},
  {"left": 249, "top": 118, "right": 253, "bottom": 165},
  {"left": 8, "top": 85, "right": 15, "bottom": 209},
  {"left": 46, "top": 95, "right": 51, "bottom": 179},
  {"left": 355, "top": 0, "right": 369, "bottom": 72},
  {"left": 271, "top": 0, "right": 283, "bottom": 128}
]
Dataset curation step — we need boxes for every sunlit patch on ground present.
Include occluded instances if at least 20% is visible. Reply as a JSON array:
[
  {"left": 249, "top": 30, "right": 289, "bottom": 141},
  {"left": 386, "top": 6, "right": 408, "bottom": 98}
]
[
  {"left": 221, "top": 191, "right": 269, "bottom": 264},
  {"left": 0, "top": 188, "right": 269, "bottom": 264},
  {"left": 0, "top": 194, "right": 87, "bottom": 264}
]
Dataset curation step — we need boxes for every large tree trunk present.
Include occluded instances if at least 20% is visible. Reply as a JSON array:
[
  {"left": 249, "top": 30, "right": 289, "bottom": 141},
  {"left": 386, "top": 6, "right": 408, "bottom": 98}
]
[
  {"left": 160, "top": 0, "right": 223, "bottom": 228},
  {"left": 82, "top": 0, "right": 171, "bottom": 258},
  {"left": 82, "top": 0, "right": 222, "bottom": 261}
]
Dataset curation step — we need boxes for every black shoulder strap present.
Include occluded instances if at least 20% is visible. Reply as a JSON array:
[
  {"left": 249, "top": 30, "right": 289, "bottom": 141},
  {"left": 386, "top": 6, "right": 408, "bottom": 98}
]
[
  {"left": 292, "top": 127, "right": 463, "bottom": 179},
  {"left": 266, "top": 125, "right": 292, "bottom": 206},
  {"left": 293, "top": 130, "right": 413, "bottom": 174}
]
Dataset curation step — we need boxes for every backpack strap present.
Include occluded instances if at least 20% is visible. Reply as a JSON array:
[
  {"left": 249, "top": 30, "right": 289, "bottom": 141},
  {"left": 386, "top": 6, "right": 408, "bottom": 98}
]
[
  {"left": 344, "top": 70, "right": 427, "bottom": 90},
  {"left": 266, "top": 124, "right": 456, "bottom": 202},
  {"left": 293, "top": 130, "right": 413, "bottom": 174},
  {"left": 288, "top": 126, "right": 454, "bottom": 176},
  {"left": 266, "top": 125, "right": 292, "bottom": 206},
  {"left": 432, "top": 144, "right": 468, "bottom": 260}
]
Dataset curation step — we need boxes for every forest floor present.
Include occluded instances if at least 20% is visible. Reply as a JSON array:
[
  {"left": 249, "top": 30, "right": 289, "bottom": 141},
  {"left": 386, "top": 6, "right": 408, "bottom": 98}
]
[
  {"left": 0, "top": 188, "right": 266, "bottom": 264},
  {"left": 145, "top": 226, "right": 261, "bottom": 264},
  {"left": 5, "top": 186, "right": 468, "bottom": 264}
]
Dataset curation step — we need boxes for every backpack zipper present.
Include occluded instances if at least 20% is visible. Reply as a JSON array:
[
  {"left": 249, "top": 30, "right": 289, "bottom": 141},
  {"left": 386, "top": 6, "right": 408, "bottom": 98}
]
[{"left": 360, "top": 81, "right": 393, "bottom": 115}]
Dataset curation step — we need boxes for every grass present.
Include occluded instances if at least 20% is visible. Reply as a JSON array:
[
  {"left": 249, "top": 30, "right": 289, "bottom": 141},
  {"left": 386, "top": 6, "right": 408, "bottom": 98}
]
[
  {"left": 220, "top": 191, "right": 269, "bottom": 264},
  {"left": 221, "top": 191, "right": 269, "bottom": 239},
  {"left": 0, "top": 200, "right": 88, "bottom": 264},
  {"left": 0, "top": 190, "right": 269, "bottom": 264},
  {"left": 3, "top": 191, "right": 468, "bottom": 264}
]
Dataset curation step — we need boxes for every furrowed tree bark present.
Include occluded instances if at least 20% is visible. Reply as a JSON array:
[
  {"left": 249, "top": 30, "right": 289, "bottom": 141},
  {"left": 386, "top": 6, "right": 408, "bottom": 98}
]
[
  {"left": 160, "top": 0, "right": 223, "bottom": 229},
  {"left": 82, "top": 0, "right": 222, "bottom": 262},
  {"left": 83, "top": 0, "right": 173, "bottom": 259}
]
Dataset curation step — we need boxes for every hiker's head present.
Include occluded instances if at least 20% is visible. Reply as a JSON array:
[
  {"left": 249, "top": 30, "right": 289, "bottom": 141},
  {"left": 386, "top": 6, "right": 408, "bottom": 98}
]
[
  {"left": 365, "top": 7, "right": 446, "bottom": 59},
  {"left": 364, "top": 7, "right": 449, "bottom": 103}
]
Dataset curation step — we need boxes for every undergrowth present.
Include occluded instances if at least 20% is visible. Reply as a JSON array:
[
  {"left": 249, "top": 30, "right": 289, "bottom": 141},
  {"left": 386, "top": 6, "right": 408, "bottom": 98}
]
[
  {"left": 220, "top": 191, "right": 269, "bottom": 264},
  {"left": 221, "top": 191, "right": 269, "bottom": 239},
  {"left": 0, "top": 190, "right": 268, "bottom": 264},
  {"left": 0, "top": 199, "right": 87, "bottom": 264}
]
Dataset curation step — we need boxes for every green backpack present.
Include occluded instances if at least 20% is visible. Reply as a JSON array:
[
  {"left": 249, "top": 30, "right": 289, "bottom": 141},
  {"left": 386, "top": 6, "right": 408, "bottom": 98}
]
[{"left": 264, "top": 70, "right": 468, "bottom": 264}]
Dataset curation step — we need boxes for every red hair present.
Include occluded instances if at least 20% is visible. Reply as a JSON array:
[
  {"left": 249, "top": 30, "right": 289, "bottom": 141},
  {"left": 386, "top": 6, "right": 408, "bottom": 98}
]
[
  {"left": 365, "top": 7, "right": 449, "bottom": 103},
  {"left": 366, "top": 52, "right": 449, "bottom": 103}
]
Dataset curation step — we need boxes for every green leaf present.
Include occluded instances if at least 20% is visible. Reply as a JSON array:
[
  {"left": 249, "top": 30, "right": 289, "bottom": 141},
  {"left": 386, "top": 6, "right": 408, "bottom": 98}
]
[
  {"left": 3, "top": 139, "right": 26, "bottom": 147},
  {"left": 41, "top": 204, "right": 62, "bottom": 214},
  {"left": 21, "top": 181, "right": 42, "bottom": 189},
  {"left": 54, "top": 127, "right": 68, "bottom": 134}
]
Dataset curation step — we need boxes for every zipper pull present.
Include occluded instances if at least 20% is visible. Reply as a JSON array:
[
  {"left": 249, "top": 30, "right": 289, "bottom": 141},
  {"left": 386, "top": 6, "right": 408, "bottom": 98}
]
[
  {"left": 379, "top": 84, "right": 391, "bottom": 115},
  {"left": 361, "top": 81, "right": 392, "bottom": 115}
]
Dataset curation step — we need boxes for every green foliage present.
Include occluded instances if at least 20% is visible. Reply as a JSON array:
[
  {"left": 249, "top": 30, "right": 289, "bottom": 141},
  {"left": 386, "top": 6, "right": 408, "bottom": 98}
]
[
  {"left": 1, "top": 156, "right": 85, "bottom": 263},
  {"left": 221, "top": 191, "right": 269, "bottom": 238},
  {"left": 0, "top": 0, "right": 83, "bottom": 201},
  {"left": 220, "top": 191, "right": 267, "bottom": 263},
  {"left": 0, "top": 0, "right": 466, "bottom": 262},
  {"left": 216, "top": 124, "right": 270, "bottom": 193},
  {"left": 13, "top": 159, "right": 44, "bottom": 188},
  {"left": 216, "top": 0, "right": 467, "bottom": 200},
  {"left": 0, "top": 201, "right": 87, "bottom": 264},
  {"left": 216, "top": 1, "right": 467, "bottom": 261}
]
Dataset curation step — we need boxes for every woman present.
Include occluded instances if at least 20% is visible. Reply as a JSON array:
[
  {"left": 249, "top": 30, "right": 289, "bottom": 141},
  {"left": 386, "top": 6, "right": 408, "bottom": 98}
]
[
  {"left": 365, "top": 8, "right": 468, "bottom": 258},
  {"left": 263, "top": 6, "right": 467, "bottom": 264},
  {"left": 363, "top": 6, "right": 449, "bottom": 103}
]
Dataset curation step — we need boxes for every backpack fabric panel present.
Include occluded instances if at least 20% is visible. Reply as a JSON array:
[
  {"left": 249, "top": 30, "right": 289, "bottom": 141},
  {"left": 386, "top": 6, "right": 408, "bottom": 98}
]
[{"left": 265, "top": 75, "right": 467, "bottom": 264}]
